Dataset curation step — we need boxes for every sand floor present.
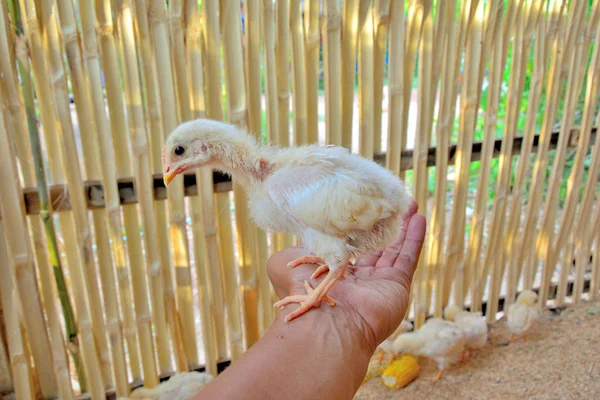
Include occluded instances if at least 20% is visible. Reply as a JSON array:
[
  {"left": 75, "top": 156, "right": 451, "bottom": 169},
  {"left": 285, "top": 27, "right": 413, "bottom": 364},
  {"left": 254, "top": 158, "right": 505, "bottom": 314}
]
[{"left": 356, "top": 300, "right": 600, "bottom": 400}]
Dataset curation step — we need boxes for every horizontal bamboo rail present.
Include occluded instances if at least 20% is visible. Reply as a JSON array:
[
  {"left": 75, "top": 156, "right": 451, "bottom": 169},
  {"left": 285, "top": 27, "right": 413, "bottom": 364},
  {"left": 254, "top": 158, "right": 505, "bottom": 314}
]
[{"left": 11, "top": 127, "right": 595, "bottom": 216}]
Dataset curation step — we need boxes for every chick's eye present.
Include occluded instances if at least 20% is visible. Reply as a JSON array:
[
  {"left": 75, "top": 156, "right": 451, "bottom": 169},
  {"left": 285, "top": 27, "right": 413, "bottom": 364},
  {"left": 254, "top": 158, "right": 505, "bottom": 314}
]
[{"left": 174, "top": 145, "right": 186, "bottom": 156}]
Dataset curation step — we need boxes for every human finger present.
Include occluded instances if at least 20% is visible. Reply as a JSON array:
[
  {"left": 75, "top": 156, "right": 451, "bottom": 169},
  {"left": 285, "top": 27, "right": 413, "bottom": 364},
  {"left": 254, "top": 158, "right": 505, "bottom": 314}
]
[
  {"left": 375, "top": 201, "right": 419, "bottom": 268},
  {"left": 392, "top": 214, "right": 426, "bottom": 284}
]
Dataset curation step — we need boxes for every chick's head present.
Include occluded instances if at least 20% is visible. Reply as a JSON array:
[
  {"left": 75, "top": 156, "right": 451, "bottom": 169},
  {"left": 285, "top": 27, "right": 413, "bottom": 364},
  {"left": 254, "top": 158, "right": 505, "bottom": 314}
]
[
  {"left": 443, "top": 304, "right": 463, "bottom": 322},
  {"left": 516, "top": 290, "right": 538, "bottom": 306},
  {"left": 392, "top": 332, "right": 424, "bottom": 356},
  {"left": 162, "top": 118, "right": 256, "bottom": 185}
]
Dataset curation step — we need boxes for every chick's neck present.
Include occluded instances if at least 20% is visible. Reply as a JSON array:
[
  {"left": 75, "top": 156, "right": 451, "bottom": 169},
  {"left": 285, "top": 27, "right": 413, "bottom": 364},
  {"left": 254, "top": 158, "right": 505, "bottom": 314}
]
[{"left": 212, "top": 140, "right": 274, "bottom": 189}]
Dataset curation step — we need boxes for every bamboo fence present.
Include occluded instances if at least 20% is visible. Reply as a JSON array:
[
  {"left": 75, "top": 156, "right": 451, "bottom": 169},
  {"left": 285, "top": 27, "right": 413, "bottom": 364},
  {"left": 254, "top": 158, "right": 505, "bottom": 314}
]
[{"left": 0, "top": 1, "right": 599, "bottom": 398}]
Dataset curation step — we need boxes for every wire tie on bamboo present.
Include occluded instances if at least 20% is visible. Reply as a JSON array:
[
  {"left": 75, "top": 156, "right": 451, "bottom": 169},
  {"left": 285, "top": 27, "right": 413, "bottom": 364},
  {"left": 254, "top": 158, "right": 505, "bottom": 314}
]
[
  {"left": 61, "top": 26, "right": 78, "bottom": 46},
  {"left": 137, "top": 314, "right": 152, "bottom": 326},
  {"left": 97, "top": 23, "right": 113, "bottom": 38},
  {"left": 148, "top": 261, "right": 162, "bottom": 277},
  {"left": 52, "top": 183, "right": 71, "bottom": 211},
  {"left": 116, "top": 268, "right": 130, "bottom": 284},
  {"left": 229, "top": 332, "right": 243, "bottom": 346},
  {"left": 277, "top": 92, "right": 290, "bottom": 101},
  {"left": 387, "top": 84, "right": 402, "bottom": 96},
  {"left": 13, "top": 252, "right": 32, "bottom": 269},
  {"left": 132, "top": 131, "right": 150, "bottom": 155},
  {"left": 326, "top": 13, "right": 342, "bottom": 31},
  {"left": 107, "top": 317, "right": 122, "bottom": 334},
  {"left": 306, "top": 33, "right": 320, "bottom": 49}
]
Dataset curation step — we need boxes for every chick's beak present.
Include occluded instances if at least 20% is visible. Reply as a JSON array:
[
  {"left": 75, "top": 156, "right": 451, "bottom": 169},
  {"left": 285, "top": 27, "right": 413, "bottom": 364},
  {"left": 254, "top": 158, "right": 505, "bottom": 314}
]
[{"left": 163, "top": 165, "right": 178, "bottom": 186}]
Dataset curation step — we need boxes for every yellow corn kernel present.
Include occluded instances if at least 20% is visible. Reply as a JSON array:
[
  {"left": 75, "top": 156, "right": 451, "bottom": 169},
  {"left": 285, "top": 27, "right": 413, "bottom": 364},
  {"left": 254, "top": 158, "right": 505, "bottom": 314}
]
[{"left": 380, "top": 355, "right": 420, "bottom": 389}]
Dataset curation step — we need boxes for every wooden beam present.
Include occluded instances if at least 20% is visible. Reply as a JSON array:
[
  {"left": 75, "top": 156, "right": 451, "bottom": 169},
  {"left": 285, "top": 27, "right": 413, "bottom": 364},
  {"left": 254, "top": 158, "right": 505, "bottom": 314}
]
[{"left": 14, "top": 126, "right": 597, "bottom": 215}]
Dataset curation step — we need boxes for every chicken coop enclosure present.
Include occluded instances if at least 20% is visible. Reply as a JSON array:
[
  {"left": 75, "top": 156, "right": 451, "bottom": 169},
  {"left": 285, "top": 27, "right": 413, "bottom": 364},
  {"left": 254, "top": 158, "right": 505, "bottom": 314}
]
[{"left": 0, "top": 0, "right": 598, "bottom": 398}]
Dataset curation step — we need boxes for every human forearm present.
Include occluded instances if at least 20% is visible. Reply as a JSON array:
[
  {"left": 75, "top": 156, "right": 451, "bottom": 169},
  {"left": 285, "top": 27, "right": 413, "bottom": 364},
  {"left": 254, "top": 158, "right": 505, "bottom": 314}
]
[{"left": 193, "top": 304, "right": 373, "bottom": 400}]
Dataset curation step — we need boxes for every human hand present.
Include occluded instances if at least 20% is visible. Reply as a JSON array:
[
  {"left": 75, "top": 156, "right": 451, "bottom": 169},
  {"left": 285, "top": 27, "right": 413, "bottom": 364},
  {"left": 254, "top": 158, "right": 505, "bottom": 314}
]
[{"left": 267, "top": 201, "right": 426, "bottom": 353}]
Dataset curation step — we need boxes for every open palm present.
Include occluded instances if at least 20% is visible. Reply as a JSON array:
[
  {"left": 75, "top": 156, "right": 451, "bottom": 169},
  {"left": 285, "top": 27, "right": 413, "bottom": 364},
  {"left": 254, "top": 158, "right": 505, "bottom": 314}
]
[{"left": 267, "top": 201, "right": 426, "bottom": 350}]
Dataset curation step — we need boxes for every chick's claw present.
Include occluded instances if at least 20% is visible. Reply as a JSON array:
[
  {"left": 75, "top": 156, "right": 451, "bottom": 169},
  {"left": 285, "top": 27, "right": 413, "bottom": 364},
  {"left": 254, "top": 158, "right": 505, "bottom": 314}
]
[
  {"left": 274, "top": 280, "right": 337, "bottom": 322},
  {"left": 287, "top": 256, "right": 325, "bottom": 269},
  {"left": 311, "top": 265, "right": 347, "bottom": 280}
]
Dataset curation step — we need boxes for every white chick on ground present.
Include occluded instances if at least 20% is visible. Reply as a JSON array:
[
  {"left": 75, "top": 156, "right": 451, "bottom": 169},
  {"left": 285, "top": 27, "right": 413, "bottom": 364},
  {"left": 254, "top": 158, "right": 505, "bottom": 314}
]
[
  {"left": 122, "top": 372, "right": 213, "bottom": 400},
  {"left": 507, "top": 290, "right": 541, "bottom": 342},
  {"left": 393, "top": 318, "right": 466, "bottom": 383},
  {"left": 443, "top": 305, "right": 488, "bottom": 361},
  {"left": 162, "top": 119, "right": 412, "bottom": 322},
  {"left": 374, "top": 320, "right": 414, "bottom": 364}
]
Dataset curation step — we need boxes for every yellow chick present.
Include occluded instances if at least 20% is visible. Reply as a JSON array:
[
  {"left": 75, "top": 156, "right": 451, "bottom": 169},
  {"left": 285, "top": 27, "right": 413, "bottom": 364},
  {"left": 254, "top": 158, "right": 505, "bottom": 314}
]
[
  {"left": 392, "top": 318, "right": 466, "bottom": 383},
  {"left": 507, "top": 290, "right": 541, "bottom": 342},
  {"left": 443, "top": 304, "right": 488, "bottom": 360},
  {"left": 125, "top": 372, "right": 213, "bottom": 400}
]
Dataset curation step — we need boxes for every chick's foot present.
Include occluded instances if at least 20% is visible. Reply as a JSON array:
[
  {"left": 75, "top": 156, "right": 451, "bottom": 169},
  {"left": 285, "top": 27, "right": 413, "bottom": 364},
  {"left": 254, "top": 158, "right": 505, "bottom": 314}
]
[
  {"left": 310, "top": 264, "right": 348, "bottom": 280},
  {"left": 274, "top": 265, "right": 347, "bottom": 322},
  {"left": 287, "top": 256, "right": 325, "bottom": 268}
]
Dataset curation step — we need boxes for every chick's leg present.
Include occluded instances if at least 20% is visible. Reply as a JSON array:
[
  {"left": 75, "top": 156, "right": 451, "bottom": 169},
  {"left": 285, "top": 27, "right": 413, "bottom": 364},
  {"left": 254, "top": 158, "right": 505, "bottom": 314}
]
[
  {"left": 431, "top": 368, "right": 446, "bottom": 383},
  {"left": 274, "top": 262, "right": 348, "bottom": 322},
  {"left": 287, "top": 256, "right": 325, "bottom": 268}
]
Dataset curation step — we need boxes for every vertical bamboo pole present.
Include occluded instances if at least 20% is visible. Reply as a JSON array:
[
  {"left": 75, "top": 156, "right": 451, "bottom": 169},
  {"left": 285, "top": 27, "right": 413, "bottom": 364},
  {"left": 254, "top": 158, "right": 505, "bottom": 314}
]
[
  {"left": 0, "top": 5, "right": 74, "bottom": 396},
  {"left": 322, "top": 0, "right": 342, "bottom": 147},
  {"left": 484, "top": 1, "right": 535, "bottom": 320},
  {"left": 462, "top": 0, "right": 505, "bottom": 306},
  {"left": 429, "top": 0, "right": 456, "bottom": 318},
  {"left": 412, "top": 0, "right": 433, "bottom": 327},
  {"left": 274, "top": 0, "right": 295, "bottom": 252},
  {"left": 221, "top": 0, "right": 258, "bottom": 356},
  {"left": 358, "top": 4, "right": 374, "bottom": 159},
  {"left": 128, "top": 0, "right": 180, "bottom": 373},
  {"left": 244, "top": 0, "right": 270, "bottom": 345},
  {"left": 290, "top": 0, "right": 308, "bottom": 145},
  {"left": 56, "top": 0, "right": 131, "bottom": 392},
  {"left": 168, "top": 0, "right": 201, "bottom": 370},
  {"left": 0, "top": 96, "right": 60, "bottom": 399},
  {"left": 202, "top": 0, "right": 230, "bottom": 361},
  {"left": 386, "top": 0, "right": 405, "bottom": 176},
  {"left": 0, "top": 305, "right": 10, "bottom": 395},
  {"left": 515, "top": 0, "right": 569, "bottom": 305},
  {"left": 111, "top": 0, "right": 167, "bottom": 385},
  {"left": 569, "top": 67, "right": 600, "bottom": 303},
  {"left": 304, "top": 0, "right": 319, "bottom": 144},
  {"left": 505, "top": 1, "right": 549, "bottom": 307},
  {"left": 372, "top": 0, "right": 390, "bottom": 154},
  {"left": 536, "top": 2, "right": 588, "bottom": 306},
  {"left": 93, "top": 0, "right": 150, "bottom": 383},
  {"left": 443, "top": 0, "right": 484, "bottom": 309},
  {"left": 37, "top": 0, "right": 114, "bottom": 388},
  {"left": 341, "top": 0, "right": 360, "bottom": 150},
  {"left": 185, "top": 0, "right": 219, "bottom": 375},
  {"left": 589, "top": 196, "right": 600, "bottom": 299},
  {"left": 0, "top": 222, "right": 33, "bottom": 400},
  {"left": 261, "top": 0, "right": 279, "bottom": 331}
]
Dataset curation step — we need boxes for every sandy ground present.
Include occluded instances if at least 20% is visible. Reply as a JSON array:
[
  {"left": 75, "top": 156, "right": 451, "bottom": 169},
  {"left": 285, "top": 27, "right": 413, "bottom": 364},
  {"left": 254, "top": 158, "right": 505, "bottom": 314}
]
[{"left": 356, "top": 300, "right": 600, "bottom": 400}]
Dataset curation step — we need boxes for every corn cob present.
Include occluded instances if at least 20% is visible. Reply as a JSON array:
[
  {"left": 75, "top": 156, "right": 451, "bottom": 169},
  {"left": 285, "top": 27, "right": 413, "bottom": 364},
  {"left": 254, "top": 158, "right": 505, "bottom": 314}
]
[{"left": 381, "top": 355, "right": 420, "bottom": 389}]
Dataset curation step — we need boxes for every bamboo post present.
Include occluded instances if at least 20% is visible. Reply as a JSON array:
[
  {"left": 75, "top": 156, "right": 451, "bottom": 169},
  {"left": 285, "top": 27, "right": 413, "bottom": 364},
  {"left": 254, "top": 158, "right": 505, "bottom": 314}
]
[
  {"left": 0, "top": 314, "right": 10, "bottom": 395},
  {"left": 589, "top": 195, "right": 600, "bottom": 299},
  {"left": 322, "top": 0, "right": 342, "bottom": 147},
  {"left": 412, "top": 0, "right": 433, "bottom": 327},
  {"left": 358, "top": 3, "right": 374, "bottom": 159},
  {"left": 0, "top": 222, "right": 33, "bottom": 400},
  {"left": 568, "top": 49, "right": 600, "bottom": 303},
  {"left": 166, "top": 0, "right": 201, "bottom": 370},
  {"left": 184, "top": 0, "right": 219, "bottom": 376},
  {"left": 372, "top": 0, "right": 390, "bottom": 154},
  {"left": 443, "top": 0, "right": 483, "bottom": 309},
  {"left": 386, "top": 0, "right": 405, "bottom": 176},
  {"left": 462, "top": 0, "right": 504, "bottom": 308},
  {"left": 243, "top": 0, "right": 271, "bottom": 342},
  {"left": 0, "top": 5, "right": 74, "bottom": 397},
  {"left": 340, "top": 0, "right": 367, "bottom": 150},
  {"left": 304, "top": 0, "right": 319, "bottom": 144},
  {"left": 290, "top": 0, "right": 308, "bottom": 145},
  {"left": 261, "top": 0, "right": 279, "bottom": 331},
  {"left": 55, "top": 0, "right": 131, "bottom": 393},
  {"left": 111, "top": 0, "right": 168, "bottom": 385},
  {"left": 202, "top": 0, "right": 230, "bottom": 361},
  {"left": 428, "top": 0, "right": 456, "bottom": 318},
  {"left": 221, "top": 0, "right": 258, "bottom": 356},
  {"left": 0, "top": 97, "right": 61, "bottom": 400},
  {"left": 515, "top": 0, "right": 569, "bottom": 307},
  {"left": 215, "top": 191, "right": 244, "bottom": 361},
  {"left": 275, "top": 0, "right": 295, "bottom": 251},
  {"left": 36, "top": 0, "right": 114, "bottom": 388},
  {"left": 484, "top": 1, "right": 535, "bottom": 321},
  {"left": 144, "top": 0, "right": 193, "bottom": 372},
  {"left": 536, "top": 2, "right": 588, "bottom": 306},
  {"left": 504, "top": 1, "right": 549, "bottom": 308},
  {"left": 94, "top": 0, "right": 153, "bottom": 384}
]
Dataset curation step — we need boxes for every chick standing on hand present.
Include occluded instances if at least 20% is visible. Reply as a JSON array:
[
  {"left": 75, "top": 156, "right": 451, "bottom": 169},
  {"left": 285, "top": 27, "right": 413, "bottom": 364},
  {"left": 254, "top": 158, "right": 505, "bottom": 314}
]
[
  {"left": 507, "top": 289, "right": 541, "bottom": 342},
  {"left": 443, "top": 304, "right": 488, "bottom": 360},
  {"left": 393, "top": 318, "right": 466, "bottom": 382},
  {"left": 162, "top": 119, "right": 412, "bottom": 322}
]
